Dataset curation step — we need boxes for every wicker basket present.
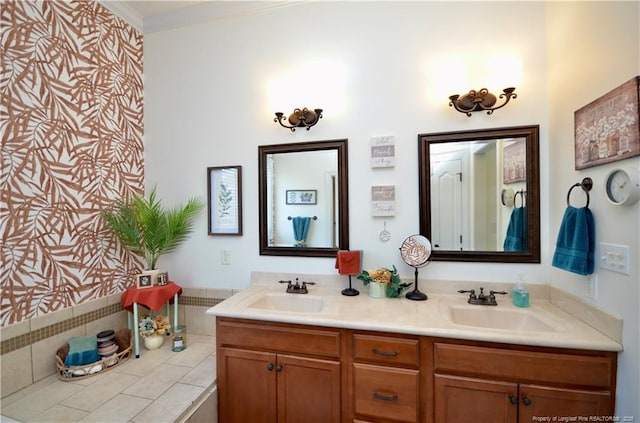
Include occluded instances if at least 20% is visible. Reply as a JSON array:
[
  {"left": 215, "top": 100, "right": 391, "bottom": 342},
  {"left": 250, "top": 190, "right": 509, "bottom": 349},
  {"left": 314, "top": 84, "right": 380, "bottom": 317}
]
[{"left": 56, "top": 330, "right": 133, "bottom": 381}]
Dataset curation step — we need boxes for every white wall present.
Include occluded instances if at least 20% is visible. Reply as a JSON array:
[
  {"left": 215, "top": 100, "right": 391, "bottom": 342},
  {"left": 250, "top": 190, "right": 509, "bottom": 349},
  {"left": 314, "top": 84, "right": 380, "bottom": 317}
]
[
  {"left": 144, "top": 1, "right": 638, "bottom": 415},
  {"left": 144, "top": 1, "right": 549, "bottom": 285},
  {"left": 546, "top": 2, "right": 640, "bottom": 417}
]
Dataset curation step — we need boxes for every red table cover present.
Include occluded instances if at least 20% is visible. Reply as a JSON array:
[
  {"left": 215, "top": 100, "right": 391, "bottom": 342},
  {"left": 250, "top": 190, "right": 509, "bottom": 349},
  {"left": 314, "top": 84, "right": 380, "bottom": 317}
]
[{"left": 120, "top": 282, "right": 182, "bottom": 313}]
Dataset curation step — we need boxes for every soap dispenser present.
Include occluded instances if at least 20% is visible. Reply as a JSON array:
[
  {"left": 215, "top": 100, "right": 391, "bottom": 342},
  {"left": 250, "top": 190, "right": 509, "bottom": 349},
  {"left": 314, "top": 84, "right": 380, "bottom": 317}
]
[{"left": 512, "top": 274, "right": 530, "bottom": 308}]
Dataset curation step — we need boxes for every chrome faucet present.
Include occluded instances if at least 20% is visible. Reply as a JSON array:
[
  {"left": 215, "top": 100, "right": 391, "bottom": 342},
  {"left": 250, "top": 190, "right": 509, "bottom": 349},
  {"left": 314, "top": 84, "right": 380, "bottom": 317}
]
[
  {"left": 458, "top": 287, "right": 507, "bottom": 306},
  {"left": 279, "top": 278, "right": 316, "bottom": 294}
]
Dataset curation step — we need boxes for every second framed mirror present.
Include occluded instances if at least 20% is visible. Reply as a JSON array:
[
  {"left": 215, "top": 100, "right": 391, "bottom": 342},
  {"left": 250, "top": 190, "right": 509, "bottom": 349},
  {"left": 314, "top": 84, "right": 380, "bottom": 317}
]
[{"left": 419, "top": 125, "right": 540, "bottom": 263}]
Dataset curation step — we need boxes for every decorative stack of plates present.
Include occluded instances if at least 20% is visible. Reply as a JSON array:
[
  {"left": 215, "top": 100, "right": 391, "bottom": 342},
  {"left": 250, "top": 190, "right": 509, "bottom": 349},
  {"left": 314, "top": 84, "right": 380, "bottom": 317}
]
[{"left": 96, "top": 330, "right": 118, "bottom": 365}]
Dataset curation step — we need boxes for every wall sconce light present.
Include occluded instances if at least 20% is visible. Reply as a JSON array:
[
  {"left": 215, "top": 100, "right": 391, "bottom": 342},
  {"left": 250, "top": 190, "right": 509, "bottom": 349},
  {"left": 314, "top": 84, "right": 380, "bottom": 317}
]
[
  {"left": 448, "top": 87, "right": 517, "bottom": 116},
  {"left": 274, "top": 108, "right": 323, "bottom": 131}
]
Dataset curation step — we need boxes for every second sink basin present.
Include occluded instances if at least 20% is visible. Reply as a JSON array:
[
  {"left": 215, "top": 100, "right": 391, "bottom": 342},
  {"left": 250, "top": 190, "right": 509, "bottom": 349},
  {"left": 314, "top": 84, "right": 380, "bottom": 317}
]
[
  {"left": 247, "top": 293, "right": 324, "bottom": 313},
  {"left": 448, "top": 306, "right": 557, "bottom": 332}
]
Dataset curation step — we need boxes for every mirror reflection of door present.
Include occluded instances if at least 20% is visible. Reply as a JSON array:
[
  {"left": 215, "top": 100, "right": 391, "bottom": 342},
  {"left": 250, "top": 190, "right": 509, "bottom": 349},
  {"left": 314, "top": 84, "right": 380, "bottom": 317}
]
[{"left": 431, "top": 152, "right": 464, "bottom": 250}]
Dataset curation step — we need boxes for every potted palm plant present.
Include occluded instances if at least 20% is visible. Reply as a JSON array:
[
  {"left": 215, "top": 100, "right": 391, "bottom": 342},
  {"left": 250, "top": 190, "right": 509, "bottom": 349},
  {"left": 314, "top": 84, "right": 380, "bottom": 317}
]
[{"left": 103, "top": 187, "right": 204, "bottom": 280}]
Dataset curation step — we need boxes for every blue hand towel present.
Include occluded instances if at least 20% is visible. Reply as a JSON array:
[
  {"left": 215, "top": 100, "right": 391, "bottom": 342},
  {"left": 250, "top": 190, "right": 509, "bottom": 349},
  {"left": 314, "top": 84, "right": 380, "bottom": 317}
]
[
  {"left": 64, "top": 335, "right": 99, "bottom": 366},
  {"left": 552, "top": 206, "right": 595, "bottom": 276},
  {"left": 503, "top": 207, "right": 527, "bottom": 252},
  {"left": 292, "top": 216, "right": 311, "bottom": 247}
]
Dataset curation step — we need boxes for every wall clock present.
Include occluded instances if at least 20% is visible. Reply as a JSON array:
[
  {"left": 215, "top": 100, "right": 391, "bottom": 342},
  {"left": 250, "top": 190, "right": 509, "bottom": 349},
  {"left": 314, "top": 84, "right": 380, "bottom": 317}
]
[
  {"left": 604, "top": 167, "right": 640, "bottom": 206},
  {"left": 501, "top": 188, "right": 515, "bottom": 207}
]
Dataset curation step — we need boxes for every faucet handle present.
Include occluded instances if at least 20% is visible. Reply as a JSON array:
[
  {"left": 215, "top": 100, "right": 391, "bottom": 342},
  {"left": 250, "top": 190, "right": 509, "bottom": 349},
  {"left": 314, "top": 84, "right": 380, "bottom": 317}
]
[
  {"left": 489, "top": 290, "right": 508, "bottom": 299},
  {"left": 301, "top": 281, "right": 316, "bottom": 287},
  {"left": 279, "top": 280, "right": 292, "bottom": 286},
  {"left": 458, "top": 289, "right": 476, "bottom": 299}
]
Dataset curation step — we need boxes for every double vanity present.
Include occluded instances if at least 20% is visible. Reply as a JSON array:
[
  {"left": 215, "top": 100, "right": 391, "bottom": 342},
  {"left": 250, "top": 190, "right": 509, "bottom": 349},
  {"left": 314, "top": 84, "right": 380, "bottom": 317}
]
[{"left": 207, "top": 275, "right": 621, "bottom": 423}]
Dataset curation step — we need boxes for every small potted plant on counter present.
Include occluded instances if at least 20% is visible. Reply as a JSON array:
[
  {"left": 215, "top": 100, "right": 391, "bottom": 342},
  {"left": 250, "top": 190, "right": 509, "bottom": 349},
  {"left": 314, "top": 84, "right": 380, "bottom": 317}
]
[{"left": 357, "top": 266, "right": 412, "bottom": 298}]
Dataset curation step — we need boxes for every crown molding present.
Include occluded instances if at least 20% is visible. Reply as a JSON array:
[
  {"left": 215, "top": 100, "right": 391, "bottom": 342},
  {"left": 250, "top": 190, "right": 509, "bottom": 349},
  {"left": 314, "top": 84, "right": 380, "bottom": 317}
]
[
  {"left": 99, "top": 1, "right": 306, "bottom": 34},
  {"left": 144, "top": 1, "right": 304, "bottom": 33}
]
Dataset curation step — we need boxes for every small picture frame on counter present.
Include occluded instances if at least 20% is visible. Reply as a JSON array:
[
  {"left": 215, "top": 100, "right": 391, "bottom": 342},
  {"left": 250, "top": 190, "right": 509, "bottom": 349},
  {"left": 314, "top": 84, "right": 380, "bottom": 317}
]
[
  {"left": 157, "top": 272, "right": 169, "bottom": 286},
  {"left": 136, "top": 273, "right": 153, "bottom": 289}
]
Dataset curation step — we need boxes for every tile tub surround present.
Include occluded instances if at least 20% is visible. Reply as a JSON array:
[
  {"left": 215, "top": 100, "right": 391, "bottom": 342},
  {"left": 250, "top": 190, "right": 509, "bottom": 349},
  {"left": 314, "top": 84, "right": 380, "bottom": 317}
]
[
  {"left": 1, "top": 333, "right": 217, "bottom": 423},
  {"left": 209, "top": 271, "right": 623, "bottom": 352},
  {"left": 1, "top": 288, "right": 232, "bottom": 398}
]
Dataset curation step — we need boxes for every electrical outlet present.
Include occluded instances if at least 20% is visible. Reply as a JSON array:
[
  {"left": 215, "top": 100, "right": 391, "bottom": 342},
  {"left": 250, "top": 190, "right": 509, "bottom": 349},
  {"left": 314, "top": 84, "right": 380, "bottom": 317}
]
[
  {"left": 221, "top": 249, "right": 231, "bottom": 265},
  {"left": 599, "top": 243, "right": 629, "bottom": 275}
]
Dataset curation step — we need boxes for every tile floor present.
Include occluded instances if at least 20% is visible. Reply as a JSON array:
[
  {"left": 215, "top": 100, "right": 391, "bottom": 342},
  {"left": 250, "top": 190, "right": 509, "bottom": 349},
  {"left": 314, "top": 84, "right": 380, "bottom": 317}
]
[{"left": 1, "top": 334, "right": 216, "bottom": 423}]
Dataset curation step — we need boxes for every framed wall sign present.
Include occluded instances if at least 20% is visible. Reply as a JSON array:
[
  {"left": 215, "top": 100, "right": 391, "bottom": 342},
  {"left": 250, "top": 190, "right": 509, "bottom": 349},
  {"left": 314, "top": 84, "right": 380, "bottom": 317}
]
[
  {"left": 575, "top": 76, "right": 640, "bottom": 170},
  {"left": 503, "top": 139, "right": 526, "bottom": 184},
  {"left": 370, "top": 135, "right": 395, "bottom": 168},
  {"left": 371, "top": 185, "right": 396, "bottom": 216},
  {"left": 286, "top": 190, "right": 317, "bottom": 205},
  {"left": 208, "top": 165, "right": 242, "bottom": 235}
]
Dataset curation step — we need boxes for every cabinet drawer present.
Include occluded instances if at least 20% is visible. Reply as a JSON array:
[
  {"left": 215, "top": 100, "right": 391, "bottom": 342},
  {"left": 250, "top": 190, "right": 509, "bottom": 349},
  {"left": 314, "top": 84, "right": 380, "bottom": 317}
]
[
  {"left": 217, "top": 318, "right": 341, "bottom": 358},
  {"left": 353, "top": 334, "right": 419, "bottom": 367},
  {"left": 434, "top": 342, "right": 615, "bottom": 388},
  {"left": 353, "top": 363, "right": 419, "bottom": 423}
]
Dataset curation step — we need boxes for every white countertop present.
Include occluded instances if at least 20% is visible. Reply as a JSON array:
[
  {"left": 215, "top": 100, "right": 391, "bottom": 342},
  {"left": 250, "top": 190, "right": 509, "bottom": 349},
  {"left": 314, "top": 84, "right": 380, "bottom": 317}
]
[{"left": 207, "top": 280, "right": 622, "bottom": 352}]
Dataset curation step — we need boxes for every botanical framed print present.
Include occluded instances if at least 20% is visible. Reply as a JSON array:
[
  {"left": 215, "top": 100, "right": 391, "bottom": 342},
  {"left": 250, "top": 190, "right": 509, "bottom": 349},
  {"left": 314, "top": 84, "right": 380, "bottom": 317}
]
[
  {"left": 286, "top": 190, "right": 317, "bottom": 205},
  {"left": 208, "top": 165, "right": 242, "bottom": 235},
  {"left": 136, "top": 273, "right": 153, "bottom": 289},
  {"left": 574, "top": 76, "right": 640, "bottom": 170}
]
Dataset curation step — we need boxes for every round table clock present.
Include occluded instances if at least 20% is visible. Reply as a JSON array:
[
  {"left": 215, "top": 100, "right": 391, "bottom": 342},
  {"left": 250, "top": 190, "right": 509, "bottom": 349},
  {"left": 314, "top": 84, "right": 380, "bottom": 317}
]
[{"left": 604, "top": 167, "right": 640, "bottom": 206}]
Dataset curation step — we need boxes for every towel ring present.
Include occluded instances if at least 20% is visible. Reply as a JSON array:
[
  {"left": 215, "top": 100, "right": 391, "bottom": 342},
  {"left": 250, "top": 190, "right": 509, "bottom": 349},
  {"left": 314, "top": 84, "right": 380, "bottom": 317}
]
[
  {"left": 566, "top": 177, "right": 593, "bottom": 208},
  {"left": 514, "top": 190, "right": 526, "bottom": 208},
  {"left": 287, "top": 216, "right": 318, "bottom": 220}
]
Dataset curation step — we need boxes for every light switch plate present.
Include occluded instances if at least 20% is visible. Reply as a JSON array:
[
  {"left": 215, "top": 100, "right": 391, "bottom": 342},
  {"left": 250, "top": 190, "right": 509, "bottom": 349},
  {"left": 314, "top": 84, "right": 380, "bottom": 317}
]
[
  {"left": 599, "top": 243, "right": 629, "bottom": 275},
  {"left": 221, "top": 249, "right": 231, "bottom": 265}
]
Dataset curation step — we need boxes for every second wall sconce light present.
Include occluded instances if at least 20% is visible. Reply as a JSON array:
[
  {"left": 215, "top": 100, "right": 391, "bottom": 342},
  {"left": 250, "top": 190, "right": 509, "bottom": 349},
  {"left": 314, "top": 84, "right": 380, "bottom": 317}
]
[
  {"left": 274, "top": 107, "right": 323, "bottom": 131},
  {"left": 449, "top": 87, "right": 517, "bottom": 116}
]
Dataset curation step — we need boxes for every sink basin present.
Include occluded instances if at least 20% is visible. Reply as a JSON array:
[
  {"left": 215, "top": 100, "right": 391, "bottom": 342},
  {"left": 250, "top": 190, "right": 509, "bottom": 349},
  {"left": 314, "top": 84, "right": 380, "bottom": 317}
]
[
  {"left": 448, "top": 306, "right": 556, "bottom": 332},
  {"left": 247, "top": 293, "right": 324, "bottom": 313}
]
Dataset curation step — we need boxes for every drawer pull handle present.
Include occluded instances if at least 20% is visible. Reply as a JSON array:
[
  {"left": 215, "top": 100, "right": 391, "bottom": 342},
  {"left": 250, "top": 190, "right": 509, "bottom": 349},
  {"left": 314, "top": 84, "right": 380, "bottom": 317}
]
[
  {"left": 372, "top": 348, "right": 398, "bottom": 357},
  {"left": 372, "top": 391, "right": 399, "bottom": 402},
  {"left": 522, "top": 396, "right": 532, "bottom": 406},
  {"left": 266, "top": 363, "right": 274, "bottom": 371},
  {"left": 508, "top": 395, "right": 517, "bottom": 405}
]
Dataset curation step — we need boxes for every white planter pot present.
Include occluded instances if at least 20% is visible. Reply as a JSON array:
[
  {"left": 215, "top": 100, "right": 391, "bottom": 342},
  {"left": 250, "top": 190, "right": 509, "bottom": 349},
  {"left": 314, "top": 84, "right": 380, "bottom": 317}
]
[
  {"left": 368, "top": 281, "right": 387, "bottom": 299},
  {"left": 143, "top": 334, "right": 164, "bottom": 350}
]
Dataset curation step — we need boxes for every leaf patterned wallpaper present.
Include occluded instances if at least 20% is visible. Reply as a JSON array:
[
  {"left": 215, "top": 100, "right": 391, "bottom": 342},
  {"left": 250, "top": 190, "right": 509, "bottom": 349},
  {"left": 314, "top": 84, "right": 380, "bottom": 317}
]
[{"left": 1, "top": 0, "right": 144, "bottom": 326}]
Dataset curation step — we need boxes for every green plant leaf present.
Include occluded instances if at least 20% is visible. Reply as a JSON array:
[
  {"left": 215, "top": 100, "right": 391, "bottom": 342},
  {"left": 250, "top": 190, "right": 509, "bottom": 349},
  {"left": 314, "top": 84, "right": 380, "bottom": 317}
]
[{"left": 102, "top": 187, "right": 204, "bottom": 270}]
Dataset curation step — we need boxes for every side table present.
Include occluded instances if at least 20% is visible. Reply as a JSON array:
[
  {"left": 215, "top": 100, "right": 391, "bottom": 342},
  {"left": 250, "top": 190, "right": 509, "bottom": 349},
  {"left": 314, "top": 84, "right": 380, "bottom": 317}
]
[{"left": 121, "top": 281, "right": 183, "bottom": 358}]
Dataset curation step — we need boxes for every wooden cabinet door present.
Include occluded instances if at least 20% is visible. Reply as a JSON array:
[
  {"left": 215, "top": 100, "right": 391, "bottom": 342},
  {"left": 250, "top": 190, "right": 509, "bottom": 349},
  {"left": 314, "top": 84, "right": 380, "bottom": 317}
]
[
  {"left": 218, "top": 347, "right": 278, "bottom": 423},
  {"left": 276, "top": 354, "right": 341, "bottom": 423},
  {"left": 434, "top": 374, "right": 518, "bottom": 423},
  {"left": 518, "top": 384, "right": 613, "bottom": 422}
]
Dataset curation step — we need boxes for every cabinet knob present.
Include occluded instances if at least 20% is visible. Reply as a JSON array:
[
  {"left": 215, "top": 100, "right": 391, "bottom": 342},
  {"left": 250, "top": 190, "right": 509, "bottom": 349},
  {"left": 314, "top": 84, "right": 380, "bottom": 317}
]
[
  {"left": 266, "top": 363, "right": 274, "bottom": 371},
  {"left": 522, "top": 396, "right": 532, "bottom": 406},
  {"left": 276, "top": 364, "right": 283, "bottom": 372},
  {"left": 508, "top": 395, "right": 517, "bottom": 405}
]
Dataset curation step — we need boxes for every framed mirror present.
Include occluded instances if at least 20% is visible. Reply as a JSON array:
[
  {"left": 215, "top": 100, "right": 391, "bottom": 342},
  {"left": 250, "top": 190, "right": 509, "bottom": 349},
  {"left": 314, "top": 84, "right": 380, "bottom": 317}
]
[
  {"left": 419, "top": 125, "right": 540, "bottom": 263},
  {"left": 259, "top": 139, "right": 349, "bottom": 257}
]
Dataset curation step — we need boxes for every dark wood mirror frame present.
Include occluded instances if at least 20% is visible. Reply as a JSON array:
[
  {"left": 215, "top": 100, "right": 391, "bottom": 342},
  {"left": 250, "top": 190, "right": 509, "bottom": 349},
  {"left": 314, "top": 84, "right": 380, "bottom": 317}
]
[
  {"left": 419, "top": 125, "right": 540, "bottom": 263},
  {"left": 259, "top": 139, "right": 349, "bottom": 257}
]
